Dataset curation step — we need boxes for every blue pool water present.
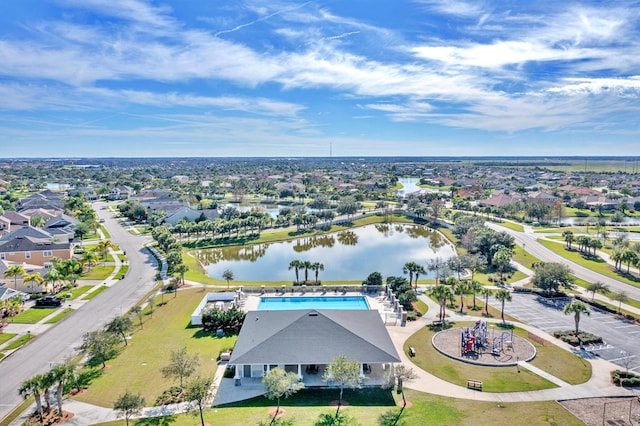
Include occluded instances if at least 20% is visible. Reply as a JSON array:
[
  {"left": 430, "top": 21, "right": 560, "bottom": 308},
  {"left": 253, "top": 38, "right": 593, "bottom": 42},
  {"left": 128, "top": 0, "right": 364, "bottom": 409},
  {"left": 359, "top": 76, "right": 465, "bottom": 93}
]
[{"left": 258, "top": 296, "right": 369, "bottom": 311}]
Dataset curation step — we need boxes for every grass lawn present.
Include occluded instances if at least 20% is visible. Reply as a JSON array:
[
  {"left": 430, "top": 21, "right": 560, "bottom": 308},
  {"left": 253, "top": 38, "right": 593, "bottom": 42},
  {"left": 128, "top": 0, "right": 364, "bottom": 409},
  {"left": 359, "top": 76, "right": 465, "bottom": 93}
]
[
  {"left": 0, "top": 333, "right": 17, "bottom": 345},
  {"left": 59, "top": 285, "right": 94, "bottom": 300},
  {"left": 100, "top": 225, "right": 111, "bottom": 239},
  {"left": 72, "top": 288, "right": 236, "bottom": 408},
  {"left": 82, "top": 265, "right": 115, "bottom": 280},
  {"left": 93, "top": 388, "right": 582, "bottom": 426},
  {"left": 537, "top": 239, "right": 640, "bottom": 288},
  {"left": 11, "top": 307, "right": 59, "bottom": 324},
  {"left": 405, "top": 322, "right": 590, "bottom": 391},
  {"left": 118, "top": 265, "right": 129, "bottom": 278},
  {"left": 4, "top": 333, "right": 35, "bottom": 350},
  {"left": 512, "top": 245, "right": 541, "bottom": 270},
  {"left": 84, "top": 285, "right": 109, "bottom": 300},
  {"left": 494, "top": 221, "right": 525, "bottom": 232},
  {"left": 45, "top": 308, "right": 73, "bottom": 323}
]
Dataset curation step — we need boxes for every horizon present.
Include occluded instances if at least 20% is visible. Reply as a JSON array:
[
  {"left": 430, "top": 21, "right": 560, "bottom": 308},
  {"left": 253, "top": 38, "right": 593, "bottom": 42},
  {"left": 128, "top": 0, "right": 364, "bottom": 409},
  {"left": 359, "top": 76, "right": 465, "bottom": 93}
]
[{"left": 1, "top": 1, "right": 640, "bottom": 157}]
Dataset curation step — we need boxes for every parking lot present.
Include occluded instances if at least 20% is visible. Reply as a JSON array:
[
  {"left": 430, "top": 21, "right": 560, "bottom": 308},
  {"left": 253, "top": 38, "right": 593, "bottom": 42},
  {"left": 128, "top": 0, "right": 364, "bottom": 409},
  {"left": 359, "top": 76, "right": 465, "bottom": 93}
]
[{"left": 491, "top": 293, "right": 640, "bottom": 372}]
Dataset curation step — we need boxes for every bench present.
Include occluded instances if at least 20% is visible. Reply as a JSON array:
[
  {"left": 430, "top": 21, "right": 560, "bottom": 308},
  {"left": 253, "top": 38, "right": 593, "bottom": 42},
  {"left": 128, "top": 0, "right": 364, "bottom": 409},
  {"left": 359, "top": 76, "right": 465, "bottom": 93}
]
[
  {"left": 409, "top": 346, "right": 416, "bottom": 357},
  {"left": 432, "top": 320, "right": 443, "bottom": 327},
  {"left": 467, "top": 379, "right": 483, "bottom": 391}
]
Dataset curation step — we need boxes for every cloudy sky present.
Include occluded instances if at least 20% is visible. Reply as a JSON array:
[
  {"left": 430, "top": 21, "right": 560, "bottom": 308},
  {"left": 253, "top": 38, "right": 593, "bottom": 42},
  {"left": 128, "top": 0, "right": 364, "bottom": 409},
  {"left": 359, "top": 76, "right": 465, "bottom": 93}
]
[{"left": 1, "top": 0, "right": 639, "bottom": 157}]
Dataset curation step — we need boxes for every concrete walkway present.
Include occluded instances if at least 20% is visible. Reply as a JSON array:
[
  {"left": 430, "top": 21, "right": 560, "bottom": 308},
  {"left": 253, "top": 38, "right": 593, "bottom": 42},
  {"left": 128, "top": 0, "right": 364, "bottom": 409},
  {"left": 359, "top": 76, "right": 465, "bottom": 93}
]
[{"left": 389, "top": 293, "right": 636, "bottom": 402}]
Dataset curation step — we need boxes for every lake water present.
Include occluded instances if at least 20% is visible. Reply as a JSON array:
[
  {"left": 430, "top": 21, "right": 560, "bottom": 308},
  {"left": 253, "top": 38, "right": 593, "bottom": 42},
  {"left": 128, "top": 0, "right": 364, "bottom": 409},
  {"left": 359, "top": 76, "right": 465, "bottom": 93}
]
[{"left": 196, "top": 224, "right": 455, "bottom": 282}]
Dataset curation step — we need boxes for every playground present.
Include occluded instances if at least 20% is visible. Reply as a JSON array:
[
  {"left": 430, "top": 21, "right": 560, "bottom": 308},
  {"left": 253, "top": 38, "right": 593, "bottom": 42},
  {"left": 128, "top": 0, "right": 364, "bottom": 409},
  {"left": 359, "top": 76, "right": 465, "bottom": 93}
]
[{"left": 432, "top": 321, "right": 536, "bottom": 366}]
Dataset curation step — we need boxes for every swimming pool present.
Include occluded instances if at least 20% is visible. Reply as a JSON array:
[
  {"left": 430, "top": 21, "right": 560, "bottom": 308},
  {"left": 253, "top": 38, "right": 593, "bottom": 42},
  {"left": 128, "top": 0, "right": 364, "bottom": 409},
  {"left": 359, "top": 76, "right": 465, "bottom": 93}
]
[{"left": 257, "top": 296, "right": 369, "bottom": 311}]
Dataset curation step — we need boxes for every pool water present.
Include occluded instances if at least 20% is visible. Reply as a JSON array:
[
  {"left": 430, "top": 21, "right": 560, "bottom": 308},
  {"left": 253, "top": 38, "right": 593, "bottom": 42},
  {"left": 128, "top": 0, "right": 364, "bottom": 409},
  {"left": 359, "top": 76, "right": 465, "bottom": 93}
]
[{"left": 258, "top": 296, "right": 369, "bottom": 311}]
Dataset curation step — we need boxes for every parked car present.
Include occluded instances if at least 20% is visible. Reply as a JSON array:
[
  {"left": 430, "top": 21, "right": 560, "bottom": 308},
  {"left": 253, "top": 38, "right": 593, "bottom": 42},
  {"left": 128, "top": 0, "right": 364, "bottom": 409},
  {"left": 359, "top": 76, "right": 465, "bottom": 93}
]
[{"left": 35, "top": 296, "right": 63, "bottom": 307}]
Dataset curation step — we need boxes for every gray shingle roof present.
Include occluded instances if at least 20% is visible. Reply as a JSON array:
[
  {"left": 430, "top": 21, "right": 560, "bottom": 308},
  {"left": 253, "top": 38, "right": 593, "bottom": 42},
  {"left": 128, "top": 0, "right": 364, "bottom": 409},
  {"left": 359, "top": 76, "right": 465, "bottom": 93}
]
[{"left": 229, "top": 309, "right": 400, "bottom": 365}]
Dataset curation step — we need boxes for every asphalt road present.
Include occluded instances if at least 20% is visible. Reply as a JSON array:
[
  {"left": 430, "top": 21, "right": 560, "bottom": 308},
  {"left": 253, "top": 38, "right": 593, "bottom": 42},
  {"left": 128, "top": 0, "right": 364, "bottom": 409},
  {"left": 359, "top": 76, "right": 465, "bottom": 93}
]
[
  {"left": 0, "top": 202, "right": 157, "bottom": 422},
  {"left": 487, "top": 222, "right": 640, "bottom": 301}
]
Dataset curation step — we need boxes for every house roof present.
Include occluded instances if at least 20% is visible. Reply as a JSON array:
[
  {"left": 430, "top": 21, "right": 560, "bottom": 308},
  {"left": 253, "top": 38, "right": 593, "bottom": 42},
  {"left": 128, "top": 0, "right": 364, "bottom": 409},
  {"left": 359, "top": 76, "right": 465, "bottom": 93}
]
[{"left": 229, "top": 309, "right": 400, "bottom": 365}]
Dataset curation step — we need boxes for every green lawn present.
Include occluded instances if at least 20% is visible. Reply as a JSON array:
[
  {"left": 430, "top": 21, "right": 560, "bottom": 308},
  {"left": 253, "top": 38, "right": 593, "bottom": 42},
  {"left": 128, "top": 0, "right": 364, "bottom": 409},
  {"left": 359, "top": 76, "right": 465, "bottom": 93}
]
[
  {"left": 118, "top": 265, "right": 129, "bottom": 278},
  {"left": 11, "top": 307, "right": 59, "bottom": 324},
  {"left": 0, "top": 333, "right": 17, "bottom": 345},
  {"left": 494, "top": 221, "right": 525, "bottom": 232},
  {"left": 537, "top": 239, "right": 640, "bottom": 288},
  {"left": 83, "top": 285, "right": 109, "bottom": 300},
  {"left": 405, "top": 322, "right": 590, "bottom": 391},
  {"left": 4, "top": 333, "right": 35, "bottom": 350},
  {"left": 45, "top": 308, "right": 73, "bottom": 323},
  {"left": 82, "top": 265, "right": 115, "bottom": 280},
  {"left": 72, "top": 288, "right": 236, "bottom": 408},
  {"left": 59, "top": 285, "right": 94, "bottom": 300},
  {"left": 93, "top": 388, "right": 582, "bottom": 426},
  {"left": 512, "top": 245, "right": 541, "bottom": 270},
  {"left": 100, "top": 225, "right": 111, "bottom": 239}
]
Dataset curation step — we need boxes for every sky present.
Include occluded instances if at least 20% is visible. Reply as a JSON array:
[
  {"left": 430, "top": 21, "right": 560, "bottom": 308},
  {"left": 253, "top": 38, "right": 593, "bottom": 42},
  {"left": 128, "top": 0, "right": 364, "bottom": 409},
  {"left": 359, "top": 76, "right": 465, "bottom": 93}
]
[{"left": 1, "top": 0, "right": 640, "bottom": 158}]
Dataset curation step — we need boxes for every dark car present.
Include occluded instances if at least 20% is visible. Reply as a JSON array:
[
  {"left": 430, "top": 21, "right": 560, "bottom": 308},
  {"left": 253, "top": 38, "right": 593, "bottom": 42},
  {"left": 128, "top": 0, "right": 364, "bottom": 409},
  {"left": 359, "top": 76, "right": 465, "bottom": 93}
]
[{"left": 35, "top": 296, "right": 63, "bottom": 307}]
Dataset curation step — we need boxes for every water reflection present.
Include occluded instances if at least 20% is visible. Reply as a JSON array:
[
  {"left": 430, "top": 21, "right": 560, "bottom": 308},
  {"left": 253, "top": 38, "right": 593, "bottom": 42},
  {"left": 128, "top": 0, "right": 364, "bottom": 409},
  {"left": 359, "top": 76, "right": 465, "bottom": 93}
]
[{"left": 198, "top": 224, "right": 455, "bottom": 282}]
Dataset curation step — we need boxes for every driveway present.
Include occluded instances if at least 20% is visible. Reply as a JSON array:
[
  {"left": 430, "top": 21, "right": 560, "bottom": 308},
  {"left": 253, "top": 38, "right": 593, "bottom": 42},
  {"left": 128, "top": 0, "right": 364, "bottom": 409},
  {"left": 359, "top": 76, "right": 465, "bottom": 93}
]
[{"left": 493, "top": 293, "right": 640, "bottom": 372}]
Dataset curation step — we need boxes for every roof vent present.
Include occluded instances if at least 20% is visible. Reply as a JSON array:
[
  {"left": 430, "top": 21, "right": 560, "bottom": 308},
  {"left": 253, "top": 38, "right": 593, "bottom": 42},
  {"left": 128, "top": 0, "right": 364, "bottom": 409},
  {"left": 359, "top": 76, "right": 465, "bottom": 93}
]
[{"left": 308, "top": 312, "right": 318, "bottom": 317}]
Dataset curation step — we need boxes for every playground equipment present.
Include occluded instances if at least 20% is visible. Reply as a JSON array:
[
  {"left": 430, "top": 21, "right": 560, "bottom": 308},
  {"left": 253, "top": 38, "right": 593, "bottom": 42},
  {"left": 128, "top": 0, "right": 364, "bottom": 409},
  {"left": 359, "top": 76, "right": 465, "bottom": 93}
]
[
  {"left": 460, "top": 320, "right": 489, "bottom": 355},
  {"left": 492, "top": 331, "right": 514, "bottom": 355}
]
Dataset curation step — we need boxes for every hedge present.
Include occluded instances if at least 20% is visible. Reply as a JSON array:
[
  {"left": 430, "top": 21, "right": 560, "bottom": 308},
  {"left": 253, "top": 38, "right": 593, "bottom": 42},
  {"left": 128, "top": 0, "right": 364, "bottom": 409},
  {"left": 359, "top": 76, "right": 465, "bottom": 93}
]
[
  {"left": 553, "top": 330, "right": 603, "bottom": 346},
  {"left": 611, "top": 369, "right": 640, "bottom": 387}
]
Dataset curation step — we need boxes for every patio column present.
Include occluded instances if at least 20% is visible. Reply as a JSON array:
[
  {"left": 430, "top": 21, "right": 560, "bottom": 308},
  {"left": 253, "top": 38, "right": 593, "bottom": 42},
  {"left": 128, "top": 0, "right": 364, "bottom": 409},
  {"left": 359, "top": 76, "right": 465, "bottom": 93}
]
[
  {"left": 297, "top": 364, "right": 302, "bottom": 379},
  {"left": 235, "top": 364, "right": 242, "bottom": 379},
  {"left": 359, "top": 363, "right": 364, "bottom": 378}
]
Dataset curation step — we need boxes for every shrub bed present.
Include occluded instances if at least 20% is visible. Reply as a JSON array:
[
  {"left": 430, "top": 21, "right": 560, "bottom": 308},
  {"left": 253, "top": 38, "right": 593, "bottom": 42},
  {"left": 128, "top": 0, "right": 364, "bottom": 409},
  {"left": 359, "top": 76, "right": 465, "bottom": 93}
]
[
  {"left": 611, "top": 370, "right": 640, "bottom": 387},
  {"left": 155, "top": 386, "right": 185, "bottom": 406},
  {"left": 553, "top": 330, "right": 602, "bottom": 347}
]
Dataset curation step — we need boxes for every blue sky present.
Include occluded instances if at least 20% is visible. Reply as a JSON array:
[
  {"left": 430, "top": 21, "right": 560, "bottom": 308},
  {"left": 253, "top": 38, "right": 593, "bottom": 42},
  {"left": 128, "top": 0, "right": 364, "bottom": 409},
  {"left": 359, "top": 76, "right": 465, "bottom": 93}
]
[{"left": 1, "top": 0, "right": 639, "bottom": 157}]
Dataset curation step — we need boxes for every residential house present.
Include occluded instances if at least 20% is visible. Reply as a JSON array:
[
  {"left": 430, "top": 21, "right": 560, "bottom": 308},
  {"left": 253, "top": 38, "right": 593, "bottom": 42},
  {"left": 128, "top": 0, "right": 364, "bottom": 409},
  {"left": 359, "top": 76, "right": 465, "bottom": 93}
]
[
  {"left": 164, "top": 207, "right": 220, "bottom": 226},
  {"left": 229, "top": 309, "right": 400, "bottom": 387},
  {"left": 0, "top": 227, "right": 74, "bottom": 266},
  {"left": 0, "top": 260, "right": 51, "bottom": 293}
]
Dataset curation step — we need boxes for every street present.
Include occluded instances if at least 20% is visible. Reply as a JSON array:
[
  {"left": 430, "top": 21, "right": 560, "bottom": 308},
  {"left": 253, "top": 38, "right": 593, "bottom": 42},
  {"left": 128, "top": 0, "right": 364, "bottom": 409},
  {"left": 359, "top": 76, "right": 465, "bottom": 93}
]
[{"left": 0, "top": 202, "right": 158, "bottom": 422}]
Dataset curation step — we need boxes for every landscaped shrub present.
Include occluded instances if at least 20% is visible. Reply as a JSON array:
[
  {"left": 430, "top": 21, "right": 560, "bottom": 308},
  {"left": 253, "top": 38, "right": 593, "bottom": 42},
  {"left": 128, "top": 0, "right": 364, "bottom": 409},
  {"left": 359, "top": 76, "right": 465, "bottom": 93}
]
[
  {"left": 611, "top": 370, "right": 640, "bottom": 387},
  {"left": 223, "top": 365, "right": 236, "bottom": 378},
  {"left": 553, "top": 330, "right": 602, "bottom": 346},
  {"left": 155, "top": 385, "right": 185, "bottom": 405},
  {"left": 201, "top": 306, "right": 246, "bottom": 334}
]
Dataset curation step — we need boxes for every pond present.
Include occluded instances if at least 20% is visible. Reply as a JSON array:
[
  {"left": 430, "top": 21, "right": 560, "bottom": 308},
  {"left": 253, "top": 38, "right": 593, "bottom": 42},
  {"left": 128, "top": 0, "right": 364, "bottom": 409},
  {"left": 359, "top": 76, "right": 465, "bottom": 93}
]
[
  {"left": 194, "top": 223, "right": 456, "bottom": 282},
  {"left": 396, "top": 177, "right": 445, "bottom": 197}
]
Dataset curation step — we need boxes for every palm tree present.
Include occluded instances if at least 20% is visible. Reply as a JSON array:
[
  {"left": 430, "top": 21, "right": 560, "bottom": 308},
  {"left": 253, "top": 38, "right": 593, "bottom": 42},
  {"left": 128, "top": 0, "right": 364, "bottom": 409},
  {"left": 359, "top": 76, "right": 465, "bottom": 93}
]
[
  {"left": 613, "top": 291, "right": 628, "bottom": 314},
  {"left": 288, "top": 260, "right": 302, "bottom": 283},
  {"left": 563, "top": 301, "right": 590, "bottom": 337},
  {"left": 49, "top": 362, "right": 75, "bottom": 417},
  {"left": 562, "top": 230, "right": 574, "bottom": 249},
  {"left": 469, "top": 280, "right": 483, "bottom": 310},
  {"left": 481, "top": 287, "right": 493, "bottom": 316},
  {"left": 413, "top": 264, "right": 426, "bottom": 290},
  {"left": 402, "top": 262, "right": 416, "bottom": 288},
  {"left": 455, "top": 281, "right": 467, "bottom": 313},
  {"left": 96, "top": 239, "right": 116, "bottom": 263},
  {"left": 23, "top": 272, "right": 45, "bottom": 293},
  {"left": 81, "top": 251, "right": 98, "bottom": 272},
  {"left": 302, "top": 260, "right": 312, "bottom": 283},
  {"left": 311, "top": 262, "right": 324, "bottom": 284},
  {"left": 4, "top": 264, "right": 25, "bottom": 290},
  {"left": 174, "top": 263, "right": 189, "bottom": 286},
  {"left": 19, "top": 374, "right": 46, "bottom": 422},
  {"left": 222, "top": 269, "right": 234, "bottom": 289},
  {"left": 495, "top": 289, "right": 512, "bottom": 323},
  {"left": 586, "top": 281, "right": 609, "bottom": 301},
  {"left": 430, "top": 285, "right": 452, "bottom": 322}
]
